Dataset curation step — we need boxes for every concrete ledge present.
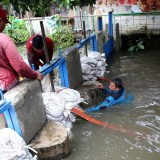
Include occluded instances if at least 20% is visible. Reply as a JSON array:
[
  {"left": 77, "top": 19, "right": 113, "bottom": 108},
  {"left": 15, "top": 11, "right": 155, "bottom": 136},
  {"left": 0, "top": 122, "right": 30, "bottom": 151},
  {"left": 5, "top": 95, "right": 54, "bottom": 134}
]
[{"left": 31, "top": 121, "right": 71, "bottom": 160}]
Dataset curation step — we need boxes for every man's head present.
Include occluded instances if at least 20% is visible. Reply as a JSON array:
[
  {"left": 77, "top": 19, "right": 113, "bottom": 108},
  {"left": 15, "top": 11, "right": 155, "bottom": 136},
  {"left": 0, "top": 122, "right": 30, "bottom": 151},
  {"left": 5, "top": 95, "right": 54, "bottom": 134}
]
[
  {"left": 0, "top": 8, "right": 11, "bottom": 32},
  {"left": 32, "top": 35, "right": 44, "bottom": 52},
  {"left": 109, "top": 78, "right": 123, "bottom": 91}
]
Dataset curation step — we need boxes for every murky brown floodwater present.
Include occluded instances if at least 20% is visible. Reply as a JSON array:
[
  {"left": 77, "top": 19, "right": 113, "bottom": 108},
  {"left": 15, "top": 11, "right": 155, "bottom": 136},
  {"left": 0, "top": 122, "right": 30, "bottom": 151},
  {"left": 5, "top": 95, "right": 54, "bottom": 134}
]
[{"left": 66, "top": 48, "right": 160, "bottom": 160}]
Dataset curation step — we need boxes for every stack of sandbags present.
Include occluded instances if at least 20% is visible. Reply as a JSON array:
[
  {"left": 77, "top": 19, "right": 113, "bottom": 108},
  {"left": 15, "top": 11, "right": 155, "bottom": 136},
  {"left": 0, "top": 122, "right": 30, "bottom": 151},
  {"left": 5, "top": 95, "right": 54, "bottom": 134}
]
[
  {"left": 80, "top": 51, "right": 107, "bottom": 81},
  {"left": 42, "top": 87, "right": 84, "bottom": 132}
]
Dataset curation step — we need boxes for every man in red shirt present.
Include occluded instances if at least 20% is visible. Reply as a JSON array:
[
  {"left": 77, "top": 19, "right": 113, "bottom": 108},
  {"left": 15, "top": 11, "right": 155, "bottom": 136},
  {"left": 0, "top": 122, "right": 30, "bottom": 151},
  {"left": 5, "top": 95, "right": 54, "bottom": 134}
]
[
  {"left": 0, "top": 8, "right": 43, "bottom": 92},
  {"left": 26, "top": 35, "right": 54, "bottom": 70}
]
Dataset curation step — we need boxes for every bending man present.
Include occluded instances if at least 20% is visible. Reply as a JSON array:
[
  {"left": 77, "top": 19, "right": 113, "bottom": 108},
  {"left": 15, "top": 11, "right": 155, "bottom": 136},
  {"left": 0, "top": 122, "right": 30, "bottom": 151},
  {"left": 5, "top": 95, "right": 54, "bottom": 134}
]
[{"left": 26, "top": 35, "right": 54, "bottom": 70}]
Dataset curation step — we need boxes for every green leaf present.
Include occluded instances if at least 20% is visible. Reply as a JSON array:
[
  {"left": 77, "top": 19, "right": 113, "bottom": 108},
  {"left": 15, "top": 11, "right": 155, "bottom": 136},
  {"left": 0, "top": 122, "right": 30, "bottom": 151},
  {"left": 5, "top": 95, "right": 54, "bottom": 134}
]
[
  {"left": 137, "top": 41, "right": 143, "bottom": 46},
  {"left": 65, "top": 0, "right": 70, "bottom": 3},
  {"left": 128, "top": 46, "right": 136, "bottom": 52},
  {"left": 138, "top": 44, "right": 144, "bottom": 49},
  {"left": 137, "top": 41, "right": 144, "bottom": 49}
]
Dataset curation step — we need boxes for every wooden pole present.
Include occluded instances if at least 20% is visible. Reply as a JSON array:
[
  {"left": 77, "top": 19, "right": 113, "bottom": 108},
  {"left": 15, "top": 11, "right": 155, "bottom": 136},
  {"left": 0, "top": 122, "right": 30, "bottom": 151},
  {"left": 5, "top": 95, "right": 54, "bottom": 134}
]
[
  {"left": 83, "top": 20, "right": 88, "bottom": 57},
  {"left": 40, "top": 21, "right": 55, "bottom": 92}
]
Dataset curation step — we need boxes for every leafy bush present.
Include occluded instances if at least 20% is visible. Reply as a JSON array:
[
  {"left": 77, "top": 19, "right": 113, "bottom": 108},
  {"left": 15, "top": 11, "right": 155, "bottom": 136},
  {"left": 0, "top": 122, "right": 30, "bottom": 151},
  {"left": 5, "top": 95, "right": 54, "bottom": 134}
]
[
  {"left": 49, "top": 25, "right": 74, "bottom": 50},
  {"left": 3, "top": 16, "right": 30, "bottom": 44}
]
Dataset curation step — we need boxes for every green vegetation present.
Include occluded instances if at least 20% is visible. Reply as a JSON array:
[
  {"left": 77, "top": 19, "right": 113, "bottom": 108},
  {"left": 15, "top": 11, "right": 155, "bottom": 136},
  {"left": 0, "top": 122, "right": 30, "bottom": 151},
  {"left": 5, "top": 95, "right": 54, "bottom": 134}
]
[
  {"left": 3, "top": 16, "right": 30, "bottom": 44},
  {"left": 128, "top": 40, "right": 145, "bottom": 52},
  {"left": 49, "top": 25, "right": 75, "bottom": 50},
  {"left": 1, "top": 0, "right": 96, "bottom": 16}
]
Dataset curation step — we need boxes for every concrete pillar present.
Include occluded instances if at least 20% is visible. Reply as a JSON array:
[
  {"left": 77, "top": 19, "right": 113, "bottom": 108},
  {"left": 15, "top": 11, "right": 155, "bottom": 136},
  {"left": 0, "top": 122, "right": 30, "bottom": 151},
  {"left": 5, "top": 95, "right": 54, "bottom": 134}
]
[
  {"left": 63, "top": 46, "right": 83, "bottom": 89},
  {"left": 113, "top": 23, "right": 122, "bottom": 51},
  {"left": 104, "top": 23, "right": 108, "bottom": 42},
  {"left": 96, "top": 31, "right": 104, "bottom": 53}
]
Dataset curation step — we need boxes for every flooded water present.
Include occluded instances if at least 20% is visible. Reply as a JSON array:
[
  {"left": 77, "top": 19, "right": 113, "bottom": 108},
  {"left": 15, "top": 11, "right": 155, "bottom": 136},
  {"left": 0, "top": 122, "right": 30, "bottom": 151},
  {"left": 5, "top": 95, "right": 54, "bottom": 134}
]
[{"left": 66, "top": 48, "right": 160, "bottom": 160}]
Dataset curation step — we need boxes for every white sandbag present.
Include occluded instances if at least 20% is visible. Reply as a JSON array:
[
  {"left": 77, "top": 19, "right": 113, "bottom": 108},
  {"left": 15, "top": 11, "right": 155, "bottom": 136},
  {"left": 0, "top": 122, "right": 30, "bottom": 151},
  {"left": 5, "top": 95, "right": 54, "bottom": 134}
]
[
  {"left": 89, "top": 63, "right": 96, "bottom": 68},
  {"left": 82, "top": 74, "right": 94, "bottom": 81},
  {"left": 80, "top": 56, "right": 97, "bottom": 65},
  {"left": 57, "top": 87, "right": 84, "bottom": 105},
  {"left": 87, "top": 51, "right": 102, "bottom": 60},
  {"left": 46, "top": 114, "right": 64, "bottom": 121},
  {"left": 95, "top": 67, "right": 105, "bottom": 77},
  {"left": 81, "top": 63, "right": 92, "bottom": 74},
  {"left": 0, "top": 128, "right": 37, "bottom": 160},
  {"left": 42, "top": 88, "right": 83, "bottom": 130},
  {"left": 89, "top": 70, "right": 96, "bottom": 75},
  {"left": 91, "top": 77, "right": 97, "bottom": 81},
  {"left": 97, "top": 61, "right": 105, "bottom": 67},
  {"left": 80, "top": 51, "right": 107, "bottom": 82},
  {"left": 42, "top": 92, "right": 65, "bottom": 117}
]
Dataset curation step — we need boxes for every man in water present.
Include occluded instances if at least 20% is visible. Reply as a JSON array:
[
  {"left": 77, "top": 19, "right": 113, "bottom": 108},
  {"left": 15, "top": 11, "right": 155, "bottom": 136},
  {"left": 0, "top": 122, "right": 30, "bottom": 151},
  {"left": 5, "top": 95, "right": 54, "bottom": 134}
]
[{"left": 86, "top": 78, "right": 125, "bottom": 112}]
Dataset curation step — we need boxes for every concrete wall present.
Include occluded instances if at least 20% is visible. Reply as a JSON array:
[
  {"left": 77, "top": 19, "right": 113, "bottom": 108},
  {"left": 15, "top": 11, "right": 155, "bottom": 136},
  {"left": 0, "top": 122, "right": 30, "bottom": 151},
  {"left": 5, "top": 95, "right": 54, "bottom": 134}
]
[
  {"left": 4, "top": 79, "right": 46, "bottom": 144},
  {"left": 114, "top": 14, "right": 160, "bottom": 34}
]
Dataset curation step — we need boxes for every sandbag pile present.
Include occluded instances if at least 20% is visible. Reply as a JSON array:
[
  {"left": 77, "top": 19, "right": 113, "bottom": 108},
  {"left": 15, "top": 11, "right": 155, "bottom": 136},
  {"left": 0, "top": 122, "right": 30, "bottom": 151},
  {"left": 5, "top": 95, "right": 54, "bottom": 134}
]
[
  {"left": 80, "top": 51, "right": 107, "bottom": 81},
  {"left": 42, "top": 87, "right": 84, "bottom": 132}
]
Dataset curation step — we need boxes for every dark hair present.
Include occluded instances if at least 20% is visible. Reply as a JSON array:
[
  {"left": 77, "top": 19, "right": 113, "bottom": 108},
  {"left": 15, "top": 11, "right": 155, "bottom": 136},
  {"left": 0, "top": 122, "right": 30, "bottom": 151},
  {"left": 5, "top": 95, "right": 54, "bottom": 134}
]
[
  {"left": 32, "top": 35, "right": 43, "bottom": 49},
  {"left": 111, "top": 78, "right": 123, "bottom": 88}
]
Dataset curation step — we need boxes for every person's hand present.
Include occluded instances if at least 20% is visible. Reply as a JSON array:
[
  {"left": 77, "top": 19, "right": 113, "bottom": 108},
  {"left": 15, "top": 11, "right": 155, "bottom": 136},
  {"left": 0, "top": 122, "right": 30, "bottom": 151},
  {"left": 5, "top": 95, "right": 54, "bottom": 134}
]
[
  {"left": 35, "top": 71, "right": 43, "bottom": 80},
  {"left": 97, "top": 83, "right": 104, "bottom": 89}
]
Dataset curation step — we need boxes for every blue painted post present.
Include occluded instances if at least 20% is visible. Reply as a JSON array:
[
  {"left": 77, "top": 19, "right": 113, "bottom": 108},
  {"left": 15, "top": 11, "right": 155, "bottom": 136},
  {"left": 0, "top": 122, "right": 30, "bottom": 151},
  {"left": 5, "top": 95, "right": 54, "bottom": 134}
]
[
  {"left": 108, "top": 11, "right": 113, "bottom": 52},
  {"left": 90, "top": 36, "right": 98, "bottom": 51},
  {"left": 0, "top": 90, "right": 22, "bottom": 136},
  {"left": 4, "top": 106, "right": 22, "bottom": 136},
  {"left": 98, "top": 17, "right": 103, "bottom": 31},
  {"left": 93, "top": 36, "right": 98, "bottom": 51},
  {"left": 90, "top": 38, "right": 94, "bottom": 51},
  {"left": 59, "top": 59, "right": 69, "bottom": 88},
  {"left": 58, "top": 48, "right": 69, "bottom": 87},
  {"left": 108, "top": 12, "right": 113, "bottom": 37}
]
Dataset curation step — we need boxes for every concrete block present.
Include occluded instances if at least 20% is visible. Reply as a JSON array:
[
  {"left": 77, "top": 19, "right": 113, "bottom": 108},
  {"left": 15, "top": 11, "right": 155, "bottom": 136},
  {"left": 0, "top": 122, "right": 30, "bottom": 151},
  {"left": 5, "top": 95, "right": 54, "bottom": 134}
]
[
  {"left": 63, "top": 46, "right": 83, "bottom": 89},
  {"left": 31, "top": 121, "right": 71, "bottom": 160},
  {"left": 4, "top": 79, "right": 46, "bottom": 144}
]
